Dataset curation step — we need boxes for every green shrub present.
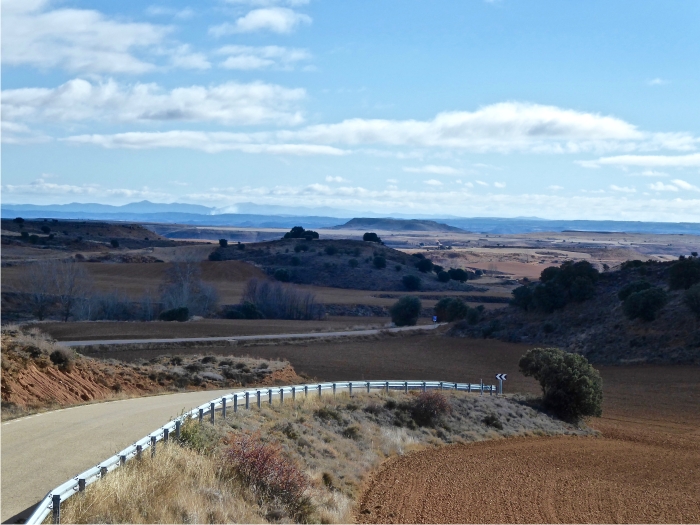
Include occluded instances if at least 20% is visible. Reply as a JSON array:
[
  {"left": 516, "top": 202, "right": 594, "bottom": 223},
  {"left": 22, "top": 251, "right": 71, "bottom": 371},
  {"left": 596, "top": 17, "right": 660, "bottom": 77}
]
[
  {"left": 684, "top": 284, "right": 700, "bottom": 318},
  {"left": 531, "top": 281, "right": 567, "bottom": 313},
  {"left": 416, "top": 258, "right": 433, "bottom": 273},
  {"left": 50, "top": 348, "right": 74, "bottom": 368},
  {"left": 218, "top": 239, "right": 228, "bottom": 247},
  {"left": 482, "top": 413, "right": 503, "bottom": 430},
  {"left": 348, "top": 258, "right": 359, "bottom": 268},
  {"left": 519, "top": 347, "right": 603, "bottom": 422},
  {"left": 41, "top": 225, "right": 51, "bottom": 234},
  {"left": 294, "top": 243, "right": 309, "bottom": 253},
  {"left": 410, "top": 391, "right": 451, "bottom": 426},
  {"left": 390, "top": 296, "right": 422, "bottom": 326},
  {"left": 618, "top": 280, "right": 652, "bottom": 301},
  {"left": 395, "top": 264, "right": 402, "bottom": 272},
  {"left": 447, "top": 268, "right": 469, "bottom": 282},
  {"left": 433, "top": 264, "right": 444, "bottom": 274},
  {"left": 437, "top": 271, "right": 450, "bottom": 283},
  {"left": 20, "top": 231, "right": 29, "bottom": 240},
  {"left": 290, "top": 256, "right": 301, "bottom": 266},
  {"left": 110, "top": 239, "right": 120, "bottom": 248},
  {"left": 668, "top": 256, "right": 700, "bottom": 290},
  {"left": 324, "top": 245, "right": 337, "bottom": 255},
  {"left": 274, "top": 268, "right": 291, "bottom": 282},
  {"left": 510, "top": 285, "right": 533, "bottom": 310},
  {"left": 466, "top": 306, "right": 482, "bottom": 325},
  {"left": 623, "top": 287, "right": 667, "bottom": 321},
  {"left": 373, "top": 255, "right": 386, "bottom": 269},
  {"left": 159, "top": 307, "right": 189, "bottom": 322},
  {"left": 284, "top": 226, "right": 318, "bottom": 240},
  {"left": 434, "top": 297, "right": 468, "bottom": 322},
  {"left": 402, "top": 274, "right": 422, "bottom": 291},
  {"left": 363, "top": 232, "right": 381, "bottom": 243}
]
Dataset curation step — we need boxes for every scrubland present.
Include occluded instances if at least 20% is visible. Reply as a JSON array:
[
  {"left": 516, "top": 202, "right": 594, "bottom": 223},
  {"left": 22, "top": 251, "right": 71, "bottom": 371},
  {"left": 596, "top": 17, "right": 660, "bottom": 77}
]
[{"left": 56, "top": 389, "right": 588, "bottom": 524}]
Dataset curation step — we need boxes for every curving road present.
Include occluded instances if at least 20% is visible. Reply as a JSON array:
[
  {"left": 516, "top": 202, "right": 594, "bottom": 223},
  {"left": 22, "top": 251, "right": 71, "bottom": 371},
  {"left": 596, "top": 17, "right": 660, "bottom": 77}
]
[
  {"left": 56, "top": 323, "right": 442, "bottom": 347},
  {"left": 1, "top": 389, "right": 238, "bottom": 523}
]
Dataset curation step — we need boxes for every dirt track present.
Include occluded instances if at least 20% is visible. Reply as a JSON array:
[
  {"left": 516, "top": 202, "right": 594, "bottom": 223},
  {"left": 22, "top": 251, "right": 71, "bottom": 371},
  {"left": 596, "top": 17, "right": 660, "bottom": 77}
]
[{"left": 357, "top": 435, "right": 700, "bottom": 524}]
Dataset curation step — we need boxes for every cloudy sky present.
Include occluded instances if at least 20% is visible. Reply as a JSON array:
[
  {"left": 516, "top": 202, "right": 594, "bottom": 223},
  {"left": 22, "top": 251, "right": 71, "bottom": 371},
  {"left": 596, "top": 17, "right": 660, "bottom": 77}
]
[{"left": 2, "top": 0, "right": 700, "bottom": 221}]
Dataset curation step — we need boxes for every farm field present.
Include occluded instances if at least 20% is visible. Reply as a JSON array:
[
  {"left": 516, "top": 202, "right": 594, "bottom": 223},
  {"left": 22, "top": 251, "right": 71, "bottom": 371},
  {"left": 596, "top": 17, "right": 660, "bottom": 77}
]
[{"left": 80, "top": 331, "right": 700, "bottom": 523}]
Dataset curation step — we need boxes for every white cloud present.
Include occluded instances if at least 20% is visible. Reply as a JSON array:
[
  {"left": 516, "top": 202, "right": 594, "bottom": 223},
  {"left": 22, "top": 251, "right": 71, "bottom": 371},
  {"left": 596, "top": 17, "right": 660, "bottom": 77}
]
[
  {"left": 224, "top": 0, "right": 309, "bottom": 5},
  {"left": 279, "top": 102, "right": 696, "bottom": 154},
  {"left": 610, "top": 185, "right": 636, "bottom": 193},
  {"left": 2, "top": 177, "right": 172, "bottom": 201},
  {"left": 169, "top": 45, "right": 211, "bottom": 70},
  {"left": 217, "top": 45, "right": 311, "bottom": 70},
  {"left": 582, "top": 153, "right": 700, "bottom": 168},
  {"left": 649, "top": 182, "right": 679, "bottom": 192},
  {"left": 386, "top": 178, "right": 399, "bottom": 184},
  {"left": 671, "top": 179, "right": 700, "bottom": 191},
  {"left": 180, "top": 183, "right": 700, "bottom": 222},
  {"left": 2, "top": 78, "right": 305, "bottom": 126},
  {"left": 403, "top": 165, "right": 462, "bottom": 175},
  {"left": 2, "top": 0, "right": 169, "bottom": 74},
  {"left": 548, "top": 185, "right": 564, "bottom": 191},
  {"left": 648, "top": 78, "right": 668, "bottom": 86},
  {"left": 637, "top": 170, "right": 669, "bottom": 177},
  {"left": 424, "top": 179, "right": 443, "bottom": 186},
  {"left": 210, "top": 7, "right": 311, "bottom": 36},
  {"left": 476, "top": 180, "right": 488, "bottom": 186},
  {"left": 494, "top": 182, "right": 506, "bottom": 188},
  {"left": 325, "top": 175, "right": 347, "bottom": 183},
  {"left": 63, "top": 131, "right": 346, "bottom": 155}
]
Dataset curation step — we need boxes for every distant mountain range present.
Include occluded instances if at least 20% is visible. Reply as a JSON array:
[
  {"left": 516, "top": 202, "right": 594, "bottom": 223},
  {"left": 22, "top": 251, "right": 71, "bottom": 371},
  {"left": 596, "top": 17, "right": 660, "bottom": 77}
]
[{"left": 2, "top": 201, "right": 699, "bottom": 235}]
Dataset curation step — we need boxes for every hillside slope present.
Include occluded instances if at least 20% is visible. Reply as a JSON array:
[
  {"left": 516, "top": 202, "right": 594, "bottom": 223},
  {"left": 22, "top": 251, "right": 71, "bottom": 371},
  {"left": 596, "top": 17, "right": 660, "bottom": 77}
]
[
  {"left": 209, "top": 238, "right": 481, "bottom": 291},
  {"left": 449, "top": 259, "right": 700, "bottom": 364},
  {"left": 336, "top": 217, "right": 465, "bottom": 232}
]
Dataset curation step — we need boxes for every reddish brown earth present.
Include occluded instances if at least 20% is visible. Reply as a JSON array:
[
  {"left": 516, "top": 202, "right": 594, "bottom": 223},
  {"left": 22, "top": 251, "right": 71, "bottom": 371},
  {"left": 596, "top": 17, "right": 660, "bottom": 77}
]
[{"left": 357, "top": 435, "right": 699, "bottom": 524}]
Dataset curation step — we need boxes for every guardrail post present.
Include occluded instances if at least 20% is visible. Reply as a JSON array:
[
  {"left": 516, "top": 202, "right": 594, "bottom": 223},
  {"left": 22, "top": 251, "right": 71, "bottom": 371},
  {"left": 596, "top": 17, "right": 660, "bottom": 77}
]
[
  {"left": 468, "top": 383, "right": 471, "bottom": 393},
  {"left": 175, "top": 420, "right": 181, "bottom": 439},
  {"left": 136, "top": 445, "right": 143, "bottom": 460},
  {"left": 404, "top": 381, "right": 408, "bottom": 393},
  {"left": 120, "top": 455, "right": 126, "bottom": 466},
  {"left": 480, "top": 380, "right": 483, "bottom": 396},
  {"left": 280, "top": 388, "right": 284, "bottom": 405},
  {"left": 100, "top": 466, "right": 108, "bottom": 478},
  {"left": 222, "top": 398, "right": 227, "bottom": 419},
  {"left": 256, "top": 391, "right": 261, "bottom": 408},
  {"left": 268, "top": 389, "right": 273, "bottom": 405},
  {"left": 318, "top": 384, "right": 322, "bottom": 397},
  {"left": 210, "top": 403, "right": 215, "bottom": 424},
  {"left": 440, "top": 381, "right": 444, "bottom": 391},
  {"left": 234, "top": 394, "right": 238, "bottom": 413},
  {"left": 304, "top": 385, "right": 308, "bottom": 397},
  {"left": 52, "top": 494, "right": 61, "bottom": 524},
  {"left": 245, "top": 392, "right": 250, "bottom": 410},
  {"left": 292, "top": 387, "right": 296, "bottom": 404},
  {"left": 78, "top": 478, "right": 86, "bottom": 492},
  {"left": 385, "top": 381, "right": 389, "bottom": 394},
  {"left": 163, "top": 428, "right": 169, "bottom": 443},
  {"left": 422, "top": 381, "right": 426, "bottom": 393},
  {"left": 490, "top": 384, "right": 493, "bottom": 396},
  {"left": 454, "top": 382, "right": 457, "bottom": 390},
  {"left": 198, "top": 408, "right": 204, "bottom": 423},
  {"left": 366, "top": 381, "right": 370, "bottom": 393},
  {"left": 333, "top": 383, "right": 336, "bottom": 396},
  {"left": 348, "top": 382, "right": 353, "bottom": 396},
  {"left": 151, "top": 436, "right": 157, "bottom": 457}
]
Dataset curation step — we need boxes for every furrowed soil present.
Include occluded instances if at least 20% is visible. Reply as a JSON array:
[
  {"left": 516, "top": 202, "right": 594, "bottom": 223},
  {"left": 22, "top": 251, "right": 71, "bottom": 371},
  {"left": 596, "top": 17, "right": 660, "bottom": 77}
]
[{"left": 81, "top": 331, "right": 699, "bottom": 523}]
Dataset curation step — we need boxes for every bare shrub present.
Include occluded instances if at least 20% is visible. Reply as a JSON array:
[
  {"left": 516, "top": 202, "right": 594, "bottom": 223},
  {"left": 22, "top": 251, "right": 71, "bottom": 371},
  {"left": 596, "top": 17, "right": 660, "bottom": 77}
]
[
  {"left": 411, "top": 391, "right": 451, "bottom": 426},
  {"left": 50, "top": 348, "right": 74, "bottom": 369},
  {"left": 224, "top": 431, "right": 313, "bottom": 521},
  {"left": 242, "top": 278, "right": 323, "bottom": 320}
]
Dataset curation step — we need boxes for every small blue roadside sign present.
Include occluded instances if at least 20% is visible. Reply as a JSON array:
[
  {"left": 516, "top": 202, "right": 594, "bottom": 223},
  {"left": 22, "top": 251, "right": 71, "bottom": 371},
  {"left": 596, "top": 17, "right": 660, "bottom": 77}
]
[{"left": 432, "top": 315, "right": 438, "bottom": 323}]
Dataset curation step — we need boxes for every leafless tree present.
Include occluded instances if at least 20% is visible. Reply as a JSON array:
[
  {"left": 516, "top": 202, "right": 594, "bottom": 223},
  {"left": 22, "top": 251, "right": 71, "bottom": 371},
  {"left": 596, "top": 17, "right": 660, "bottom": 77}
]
[
  {"left": 242, "top": 278, "right": 322, "bottom": 320},
  {"left": 51, "top": 259, "right": 92, "bottom": 321},
  {"left": 160, "top": 255, "right": 219, "bottom": 316},
  {"left": 21, "top": 260, "right": 56, "bottom": 320}
]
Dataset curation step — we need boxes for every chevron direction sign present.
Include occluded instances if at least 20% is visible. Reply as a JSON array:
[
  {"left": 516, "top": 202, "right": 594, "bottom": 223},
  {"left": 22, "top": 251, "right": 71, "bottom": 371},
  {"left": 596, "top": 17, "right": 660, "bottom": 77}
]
[{"left": 495, "top": 373, "right": 507, "bottom": 381}]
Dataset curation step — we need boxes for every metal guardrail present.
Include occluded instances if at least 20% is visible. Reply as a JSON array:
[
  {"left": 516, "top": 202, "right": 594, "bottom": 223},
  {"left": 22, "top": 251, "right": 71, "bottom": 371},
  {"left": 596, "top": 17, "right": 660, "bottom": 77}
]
[{"left": 27, "top": 379, "right": 497, "bottom": 524}]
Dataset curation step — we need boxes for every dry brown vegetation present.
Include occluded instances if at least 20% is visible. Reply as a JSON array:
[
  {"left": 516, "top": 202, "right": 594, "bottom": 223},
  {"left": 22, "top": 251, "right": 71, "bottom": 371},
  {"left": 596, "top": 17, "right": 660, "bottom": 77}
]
[
  {"left": 56, "top": 389, "right": 588, "bottom": 524},
  {"left": 0, "top": 327, "right": 295, "bottom": 421}
]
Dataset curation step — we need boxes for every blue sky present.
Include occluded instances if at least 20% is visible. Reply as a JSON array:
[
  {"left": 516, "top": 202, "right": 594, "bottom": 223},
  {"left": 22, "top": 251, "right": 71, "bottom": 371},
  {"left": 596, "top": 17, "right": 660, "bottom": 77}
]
[{"left": 2, "top": 0, "right": 700, "bottom": 220}]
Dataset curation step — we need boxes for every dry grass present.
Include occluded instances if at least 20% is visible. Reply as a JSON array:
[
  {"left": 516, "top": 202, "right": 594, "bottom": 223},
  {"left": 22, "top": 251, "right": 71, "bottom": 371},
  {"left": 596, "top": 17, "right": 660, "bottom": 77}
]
[
  {"left": 58, "top": 390, "right": 590, "bottom": 523},
  {"left": 50, "top": 444, "right": 265, "bottom": 524}
]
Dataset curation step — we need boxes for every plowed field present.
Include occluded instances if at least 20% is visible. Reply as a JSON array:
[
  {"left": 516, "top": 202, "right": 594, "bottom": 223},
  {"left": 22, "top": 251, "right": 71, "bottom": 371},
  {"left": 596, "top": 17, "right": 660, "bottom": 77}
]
[{"left": 357, "top": 435, "right": 700, "bottom": 524}]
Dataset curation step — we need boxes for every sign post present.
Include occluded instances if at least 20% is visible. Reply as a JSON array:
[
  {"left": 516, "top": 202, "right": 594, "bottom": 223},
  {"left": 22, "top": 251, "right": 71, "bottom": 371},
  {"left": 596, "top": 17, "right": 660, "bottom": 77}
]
[{"left": 495, "top": 373, "right": 507, "bottom": 394}]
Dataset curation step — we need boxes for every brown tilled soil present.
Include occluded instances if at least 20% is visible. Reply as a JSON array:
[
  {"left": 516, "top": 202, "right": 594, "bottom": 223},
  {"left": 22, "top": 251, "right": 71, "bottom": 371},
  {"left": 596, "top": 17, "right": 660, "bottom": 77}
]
[
  {"left": 356, "top": 435, "right": 699, "bottom": 524},
  {"left": 32, "top": 318, "right": 394, "bottom": 341}
]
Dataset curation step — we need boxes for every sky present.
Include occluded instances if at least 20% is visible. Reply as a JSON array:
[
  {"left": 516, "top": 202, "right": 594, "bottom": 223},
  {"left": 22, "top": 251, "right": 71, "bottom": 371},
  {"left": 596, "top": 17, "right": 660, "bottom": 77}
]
[{"left": 2, "top": 0, "right": 700, "bottom": 221}]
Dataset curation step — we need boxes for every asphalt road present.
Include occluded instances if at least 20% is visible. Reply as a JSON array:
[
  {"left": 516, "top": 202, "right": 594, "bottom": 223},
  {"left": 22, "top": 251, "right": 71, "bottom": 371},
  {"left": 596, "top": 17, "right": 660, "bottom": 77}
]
[
  {"left": 56, "top": 323, "right": 442, "bottom": 347},
  {"left": 1, "top": 388, "right": 237, "bottom": 523}
]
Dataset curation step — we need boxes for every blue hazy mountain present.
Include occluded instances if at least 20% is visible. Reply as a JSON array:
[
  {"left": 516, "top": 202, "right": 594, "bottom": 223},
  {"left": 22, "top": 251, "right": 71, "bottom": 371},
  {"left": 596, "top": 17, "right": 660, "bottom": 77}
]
[{"left": 2, "top": 201, "right": 698, "bottom": 235}]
